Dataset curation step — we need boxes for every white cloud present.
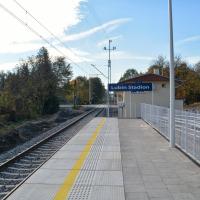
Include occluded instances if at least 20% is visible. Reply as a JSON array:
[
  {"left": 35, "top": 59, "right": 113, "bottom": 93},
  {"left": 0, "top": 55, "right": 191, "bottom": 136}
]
[
  {"left": 0, "top": 0, "right": 86, "bottom": 53},
  {"left": 93, "top": 51, "right": 154, "bottom": 61},
  {"left": 177, "top": 35, "right": 200, "bottom": 46},
  {"left": 0, "top": 1, "right": 133, "bottom": 77},
  {"left": 0, "top": 42, "right": 42, "bottom": 54},
  {"left": 48, "top": 47, "right": 93, "bottom": 63},
  {"left": 0, "top": 61, "right": 18, "bottom": 72},
  {"left": 97, "top": 35, "right": 123, "bottom": 47},
  {"left": 0, "top": 0, "right": 132, "bottom": 65},
  {"left": 0, "top": 47, "right": 92, "bottom": 73},
  {"left": 61, "top": 18, "right": 132, "bottom": 42},
  {"left": 185, "top": 56, "right": 200, "bottom": 64}
]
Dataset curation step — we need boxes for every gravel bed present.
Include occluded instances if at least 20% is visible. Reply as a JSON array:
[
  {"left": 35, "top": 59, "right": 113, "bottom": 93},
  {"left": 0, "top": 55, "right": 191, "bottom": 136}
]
[{"left": 0, "top": 109, "right": 89, "bottom": 165}]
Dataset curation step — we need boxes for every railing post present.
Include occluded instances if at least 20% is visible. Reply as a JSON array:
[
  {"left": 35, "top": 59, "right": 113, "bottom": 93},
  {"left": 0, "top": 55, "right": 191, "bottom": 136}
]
[
  {"left": 184, "top": 111, "right": 187, "bottom": 152},
  {"left": 168, "top": 108, "right": 170, "bottom": 139},
  {"left": 141, "top": 104, "right": 144, "bottom": 120},
  {"left": 141, "top": 104, "right": 200, "bottom": 163},
  {"left": 150, "top": 104, "right": 151, "bottom": 124},
  {"left": 159, "top": 107, "right": 161, "bottom": 132},
  {"left": 194, "top": 112, "right": 197, "bottom": 158},
  {"left": 181, "top": 110, "right": 184, "bottom": 149}
]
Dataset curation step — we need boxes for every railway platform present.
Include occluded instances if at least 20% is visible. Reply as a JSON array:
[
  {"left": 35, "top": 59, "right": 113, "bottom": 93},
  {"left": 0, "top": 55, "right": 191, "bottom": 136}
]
[
  {"left": 6, "top": 118, "right": 200, "bottom": 200},
  {"left": 7, "top": 117, "right": 124, "bottom": 200}
]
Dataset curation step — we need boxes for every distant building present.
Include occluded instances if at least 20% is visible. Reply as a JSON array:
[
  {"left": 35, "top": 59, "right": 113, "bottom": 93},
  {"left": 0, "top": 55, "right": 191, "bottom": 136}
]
[{"left": 117, "top": 73, "right": 183, "bottom": 118}]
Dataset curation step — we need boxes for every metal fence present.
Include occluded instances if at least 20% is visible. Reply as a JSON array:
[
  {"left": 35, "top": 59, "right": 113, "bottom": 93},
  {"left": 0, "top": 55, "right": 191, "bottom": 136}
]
[{"left": 141, "top": 103, "right": 200, "bottom": 164}]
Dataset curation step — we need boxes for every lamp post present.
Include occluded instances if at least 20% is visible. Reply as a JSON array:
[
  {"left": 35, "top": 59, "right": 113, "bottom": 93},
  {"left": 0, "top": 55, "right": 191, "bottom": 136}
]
[{"left": 169, "top": 0, "right": 175, "bottom": 147}]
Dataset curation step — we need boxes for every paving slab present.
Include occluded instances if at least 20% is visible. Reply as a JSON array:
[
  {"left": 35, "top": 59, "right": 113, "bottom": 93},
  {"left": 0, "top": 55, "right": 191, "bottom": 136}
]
[
  {"left": 7, "top": 117, "right": 200, "bottom": 200},
  {"left": 7, "top": 117, "right": 125, "bottom": 200},
  {"left": 119, "top": 119, "right": 200, "bottom": 200}
]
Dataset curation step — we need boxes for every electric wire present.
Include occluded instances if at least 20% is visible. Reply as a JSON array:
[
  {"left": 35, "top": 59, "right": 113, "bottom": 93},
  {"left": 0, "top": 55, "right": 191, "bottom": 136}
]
[
  {"left": 91, "top": 64, "right": 108, "bottom": 79},
  {"left": 1, "top": 1, "right": 108, "bottom": 80},
  {"left": 87, "top": 3, "right": 109, "bottom": 41},
  {"left": 0, "top": 2, "right": 88, "bottom": 75},
  {"left": 13, "top": 0, "right": 106, "bottom": 78},
  {"left": 13, "top": 0, "right": 88, "bottom": 64}
]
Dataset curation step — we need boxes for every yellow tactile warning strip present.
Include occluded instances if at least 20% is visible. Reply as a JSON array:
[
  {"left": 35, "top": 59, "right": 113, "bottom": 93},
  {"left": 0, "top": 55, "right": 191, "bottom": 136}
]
[{"left": 53, "top": 118, "right": 106, "bottom": 200}]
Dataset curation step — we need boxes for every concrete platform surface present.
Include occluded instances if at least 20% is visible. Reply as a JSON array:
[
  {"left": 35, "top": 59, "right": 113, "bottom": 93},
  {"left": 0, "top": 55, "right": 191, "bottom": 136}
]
[
  {"left": 119, "top": 119, "right": 200, "bottom": 200},
  {"left": 6, "top": 118, "right": 200, "bottom": 200},
  {"left": 7, "top": 117, "right": 125, "bottom": 200}
]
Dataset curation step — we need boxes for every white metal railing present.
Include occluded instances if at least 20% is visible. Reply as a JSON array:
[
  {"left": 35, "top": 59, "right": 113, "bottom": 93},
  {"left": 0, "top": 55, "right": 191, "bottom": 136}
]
[{"left": 141, "top": 103, "right": 200, "bottom": 164}]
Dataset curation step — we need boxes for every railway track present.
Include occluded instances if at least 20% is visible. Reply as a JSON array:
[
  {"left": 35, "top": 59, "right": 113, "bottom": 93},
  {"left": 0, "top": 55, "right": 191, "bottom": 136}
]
[{"left": 0, "top": 108, "right": 104, "bottom": 200}]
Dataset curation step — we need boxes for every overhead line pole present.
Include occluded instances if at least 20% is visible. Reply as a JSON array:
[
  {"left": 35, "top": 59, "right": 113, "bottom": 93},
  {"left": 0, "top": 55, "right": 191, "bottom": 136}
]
[
  {"left": 104, "top": 40, "right": 116, "bottom": 117},
  {"left": 169, "top": 0, "right": 175, "bottom": 147}
]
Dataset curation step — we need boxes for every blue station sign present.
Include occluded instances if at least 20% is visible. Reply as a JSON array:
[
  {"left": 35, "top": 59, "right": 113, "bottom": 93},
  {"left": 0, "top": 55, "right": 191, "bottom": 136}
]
[{"left": 108, "top": 83, "right": 152, "bottom": 92}]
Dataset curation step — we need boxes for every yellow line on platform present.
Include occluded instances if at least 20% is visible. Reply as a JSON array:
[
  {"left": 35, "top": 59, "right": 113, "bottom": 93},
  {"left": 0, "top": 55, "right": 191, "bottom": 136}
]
[{"left": 53, "top": 118, "right": 106, "bottom": 200}]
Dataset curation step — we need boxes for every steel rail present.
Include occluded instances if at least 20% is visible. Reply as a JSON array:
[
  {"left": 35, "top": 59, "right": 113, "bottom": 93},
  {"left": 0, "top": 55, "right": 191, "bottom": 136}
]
[{"left": 0, "top": 108, "right": 104, "bottom": 200}]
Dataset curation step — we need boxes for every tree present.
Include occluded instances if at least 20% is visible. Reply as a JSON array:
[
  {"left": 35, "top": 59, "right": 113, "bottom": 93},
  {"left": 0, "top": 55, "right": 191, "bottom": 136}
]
[
  {"left": 65, "top": 76, "right": 106, "bottom": 105},
  {"left": 194, "top": 61, "right": 200, "bottom": 75},
  {"left": 152, "top": 55, "right": 167, "bottom": 67},
  {"left": 90, "top": 77, "right": 105, "bottom": 104},
  {"left": 52, "top": 57, "right": 72, "bottom": 86},
  {"left": 0, "top": 72, "right": 6, "bottom": 90},
  {"left": 148, "top": 56, "right": 168, "bottom": 76},
  {"left": 148, "top": 55, "right": 188, "bottom": 77},
  {"left": 147, "top": 55, "right": 200, "bottom": 104},
  {"left": 76, "top": 76, "right": 89, "bottom": 105},
  {"left": 119, "top": 68, "right": 139, "bottom": 82},
  {"left": 52, "top": 57, "right": 72, "bottom": 104},
  {"left": 0, "top": 47, "right": 72, "bottom": 121}
]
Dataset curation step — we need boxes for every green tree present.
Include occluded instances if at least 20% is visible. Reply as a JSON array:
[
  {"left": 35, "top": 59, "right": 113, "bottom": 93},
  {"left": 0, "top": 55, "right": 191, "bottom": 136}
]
[
  {"left": 65, "top": 76, "right": 105, "bottom": 105},
  {"left": 76, "top": 76, "right": 89, "bottom": 105},
  {"left": 90, "top": 77, "right": 105, "bottom": 104},
  {"left": 0, "top": 72, "right": 6, "bottom": 90},
  {"left": 0, "top": 47, "right": 72, "bottom": 121},
  {"left": 119, "top": 68, "right": 139, "bottom": 82},
  {"left": 53, "top": 57, "right": 72, "bottom": 86}
]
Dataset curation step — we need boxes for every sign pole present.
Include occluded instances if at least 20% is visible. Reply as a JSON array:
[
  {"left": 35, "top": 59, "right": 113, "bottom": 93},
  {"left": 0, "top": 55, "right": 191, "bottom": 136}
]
[
  {"left": 107, "top": 65, "right": 110, "bottom": 117},
  {"left": 130, "top": 92, "right": 132, "bottom": 118},
  {"left": 169, "top": 0, "right": 175, "bottom": 148}
]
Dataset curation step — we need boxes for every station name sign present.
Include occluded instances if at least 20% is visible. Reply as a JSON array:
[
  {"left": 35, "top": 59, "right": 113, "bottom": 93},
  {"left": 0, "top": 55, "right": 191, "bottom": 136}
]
[{"left": 108, "top": 83, "right": 152, "bottom": 92}]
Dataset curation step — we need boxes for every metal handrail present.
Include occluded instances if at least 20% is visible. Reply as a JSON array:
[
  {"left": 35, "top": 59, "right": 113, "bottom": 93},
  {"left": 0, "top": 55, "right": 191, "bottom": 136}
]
[{"left": 141, "top": 103, "right": 200, "bottom": 165}]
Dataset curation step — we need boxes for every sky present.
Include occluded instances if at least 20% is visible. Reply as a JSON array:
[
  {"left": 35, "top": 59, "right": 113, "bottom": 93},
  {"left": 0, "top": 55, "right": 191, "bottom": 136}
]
[{"left": 0, "top": 0, "right": 200, "bottom": 85}]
